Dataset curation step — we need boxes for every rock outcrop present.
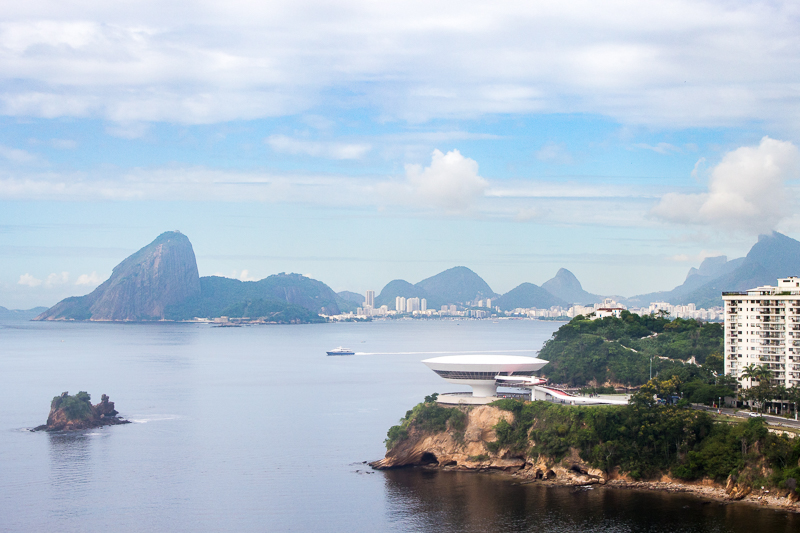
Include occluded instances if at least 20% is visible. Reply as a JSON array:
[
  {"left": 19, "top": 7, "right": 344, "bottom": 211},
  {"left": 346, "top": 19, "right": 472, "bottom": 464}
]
[
  {"left": 371, "top": 404, "right": 800, "bottom": 511},
  {"left": 371, "top": 405, "right": 605, "bottom": 485},
  {"left": 36, "top": 231, "right": 200, "bottom": 321},
  {"left": 33, "top": 392, "right": 130, "bottom": 431}
]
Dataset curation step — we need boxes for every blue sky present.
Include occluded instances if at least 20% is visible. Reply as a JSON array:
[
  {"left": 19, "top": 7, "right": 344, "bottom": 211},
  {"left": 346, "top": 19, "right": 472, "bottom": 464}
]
[{"left": 2, "top": 0, "right": 800, "bottom": 309}]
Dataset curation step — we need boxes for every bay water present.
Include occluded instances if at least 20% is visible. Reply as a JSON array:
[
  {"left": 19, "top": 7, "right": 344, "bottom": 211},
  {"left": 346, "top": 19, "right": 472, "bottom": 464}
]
[{"left": 0, "top": 319, "right": 797, "bottom": 532}]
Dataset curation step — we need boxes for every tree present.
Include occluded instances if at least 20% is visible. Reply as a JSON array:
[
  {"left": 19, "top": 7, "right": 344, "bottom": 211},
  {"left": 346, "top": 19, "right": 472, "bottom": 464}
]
[{"left": 740, "top": 363, "right": 770, "bottom": 384}]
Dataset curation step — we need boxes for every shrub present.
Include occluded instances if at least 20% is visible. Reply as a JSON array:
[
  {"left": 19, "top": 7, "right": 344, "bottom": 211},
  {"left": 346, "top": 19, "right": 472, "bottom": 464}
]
[
  {"left": 54, "top": 391, "right": 93, "bottom": 421},
  {"left": 384, "top": 394, "right": 468, "bottom": 450}
]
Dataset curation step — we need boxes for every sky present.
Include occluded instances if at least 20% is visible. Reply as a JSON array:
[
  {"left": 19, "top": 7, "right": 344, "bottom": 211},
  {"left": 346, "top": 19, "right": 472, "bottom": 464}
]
[{"left": 2, "top": 0, "right": 800, "bottom": 309}]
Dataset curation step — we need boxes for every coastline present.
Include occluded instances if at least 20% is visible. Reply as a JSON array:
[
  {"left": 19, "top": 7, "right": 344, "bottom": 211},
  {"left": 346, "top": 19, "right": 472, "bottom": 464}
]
[
  {"left": 372, "top": 403, "right": 800, "bottom": 514},
  {"left": 416, "top": 464, "right": 800, "bottom": 513}
]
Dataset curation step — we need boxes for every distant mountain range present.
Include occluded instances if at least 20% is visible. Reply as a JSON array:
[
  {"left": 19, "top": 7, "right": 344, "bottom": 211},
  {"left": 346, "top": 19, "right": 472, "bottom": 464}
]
[
  {"left": 625, "top": 232, "right": 800, "bottom": 308},
  {"left": 375, "top": 266, "right": 495, "bottom": 309},
  {"left": 0, "top": 306, "right": 48, "bottom": 320},
  {"left": 35, "top": 232, "right": 342, "bottom": 322},
  {"left": 25, "top": 230, "right": 800, "bottom": 322}
]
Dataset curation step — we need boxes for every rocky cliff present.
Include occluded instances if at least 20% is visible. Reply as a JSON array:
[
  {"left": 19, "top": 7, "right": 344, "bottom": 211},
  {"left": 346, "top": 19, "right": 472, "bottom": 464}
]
[
  {"left": 371, "top": 405, "right": 605, "bottom": 485},
  {"left": 33, "top": 391, "right": 129, "bottom": 431},
  {"left": 371, "top": 403, "right": 800, "bottom": 511},
  {"left": 36, "top": 231, "right": 201, "bottom": 321}
]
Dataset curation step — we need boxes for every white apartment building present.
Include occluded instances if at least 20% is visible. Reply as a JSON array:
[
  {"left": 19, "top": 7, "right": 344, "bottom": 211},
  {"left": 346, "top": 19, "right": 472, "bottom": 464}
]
[
  {"left": 406, "top": 297, "right": 420, "bottom": 313},
  {"left": 396, "top": 296, "right": 406, "bottom": 313},
  {"left": 723, "top": 277, "right": 800, "bottom": 390},
  {"left": 421, "top": 298, "right": 427, "bottom": 312},
  {"left": 365, "top": 290, "right": 375, "bottom": 308}
]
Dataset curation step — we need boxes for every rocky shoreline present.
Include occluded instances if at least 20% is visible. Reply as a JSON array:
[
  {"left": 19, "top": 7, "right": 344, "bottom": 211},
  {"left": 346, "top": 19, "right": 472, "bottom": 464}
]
[{"left": 370, "top": 404, "right": 800, "bottom": 513}]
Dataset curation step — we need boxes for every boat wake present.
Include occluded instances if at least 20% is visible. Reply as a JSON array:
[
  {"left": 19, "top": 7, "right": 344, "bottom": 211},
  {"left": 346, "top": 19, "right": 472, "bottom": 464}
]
[
  {"left": 355, "top": 349, "right": 538, "bottom": 356},
  {"left": 127, "top": 414, "right": 182, "bottom": 424}
]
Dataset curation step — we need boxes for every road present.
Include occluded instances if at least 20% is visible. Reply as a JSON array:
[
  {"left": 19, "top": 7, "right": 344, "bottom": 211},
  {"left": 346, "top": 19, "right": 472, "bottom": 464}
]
[{"left": 692, "top": 404, "right": 800, "bottom": 430}]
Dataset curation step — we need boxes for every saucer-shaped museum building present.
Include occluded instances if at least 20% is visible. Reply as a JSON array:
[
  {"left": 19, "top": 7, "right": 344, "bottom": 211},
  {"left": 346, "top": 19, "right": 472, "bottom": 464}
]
[{"left": 422, "top": 355, "right": 548, "bottom": 397}]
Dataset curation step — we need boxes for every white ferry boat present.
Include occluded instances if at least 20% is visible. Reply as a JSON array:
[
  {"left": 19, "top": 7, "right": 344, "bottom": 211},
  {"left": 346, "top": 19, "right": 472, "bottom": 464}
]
[{"left": 326, "top": 346, "right": 355, "bottom": 356}]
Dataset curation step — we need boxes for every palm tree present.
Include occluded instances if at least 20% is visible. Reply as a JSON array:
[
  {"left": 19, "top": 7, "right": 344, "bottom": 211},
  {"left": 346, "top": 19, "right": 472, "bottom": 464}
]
[
  {"left": 738, "top": 363, "right": 772, "bottom": 412},
  {"left": 739, "top": 363, "right": 770, "bottom": 384}
]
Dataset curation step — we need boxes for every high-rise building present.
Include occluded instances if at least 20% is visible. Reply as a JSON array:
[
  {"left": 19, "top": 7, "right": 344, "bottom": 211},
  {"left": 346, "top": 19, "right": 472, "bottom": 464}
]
[
  {"left": 396, "top": 296, "right": 406, "bottom": 313},
  {"left": 421, "top": 298, "right": 427, "bottom": 312},
  {"left": 365, "top": 290, "right": 375, "bottom": 308},
  {"left": 486, "top": 298, "right": 491, "bottom": 309},
  {"left": 723, "top": 277, "right": 800, "bottom": 390},
  {"left": 406, "top": 297, "right": 420, "bottom": 313}
]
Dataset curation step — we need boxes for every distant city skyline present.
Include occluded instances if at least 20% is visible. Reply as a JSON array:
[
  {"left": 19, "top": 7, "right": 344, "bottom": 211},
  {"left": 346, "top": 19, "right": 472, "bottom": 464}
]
[{"left": 2, "top": 1, "right": 800, "bottom": 309}]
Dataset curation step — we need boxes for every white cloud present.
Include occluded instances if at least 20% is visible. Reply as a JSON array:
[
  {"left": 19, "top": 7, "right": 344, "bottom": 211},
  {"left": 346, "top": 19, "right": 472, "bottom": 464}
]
[
  {"left": 44, "top": 272, "right": 69, "bottom": 287},
  {"left": 667, "top": 250, "right": 722, "bottom": 262},
  {"left": 266, "top": 135, "right": 371, "bottom": 160},
  {"left": 404, "top": 149, "right": 488, "bottom": 212},
  {"left": 17, "top": 273, "right": 41, "bottom": 287},
  {"left": 651, "top": 137, "right": 800, "bottom": 233},
  {"left": 690, "top": 157, "right": 706, "bottom": 180},
  {"left": 50, "top": 138, "right": 77, "bottom": 149},
  {"left": 105, "top": 122, "right": 150, "bottom": 139},
  {"left": 535, "top": 142, "right": 573, "bottom": 164},
  {"left": 0, "top": 163, "right": 661, "bottom": 227},
  {"left": 75, "top": 271, "right": 102, "bottom": 285},
  {"left": 634, "top": 142, "right": 681, "bottom": 155},
  {"left": 0, "top": 2, "right": 796, "bottom": 128},
  {"left": 0, "top": 144, "right": 36, "bottom": 163},
  {"left": 237, "top": 270, "right": 257, "bottom": 281}
]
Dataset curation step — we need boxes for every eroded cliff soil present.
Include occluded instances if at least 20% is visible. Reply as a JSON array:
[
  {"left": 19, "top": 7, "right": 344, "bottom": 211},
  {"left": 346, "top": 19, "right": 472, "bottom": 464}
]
[{"left": 371, "top": 405, "right": 800, "bottom": 512}]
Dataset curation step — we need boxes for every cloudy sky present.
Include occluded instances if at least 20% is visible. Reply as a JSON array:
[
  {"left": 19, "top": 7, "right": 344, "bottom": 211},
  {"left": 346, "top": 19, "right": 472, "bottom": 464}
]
[{"left": 2, "top": 0, "right": 800, "bottom": 309}]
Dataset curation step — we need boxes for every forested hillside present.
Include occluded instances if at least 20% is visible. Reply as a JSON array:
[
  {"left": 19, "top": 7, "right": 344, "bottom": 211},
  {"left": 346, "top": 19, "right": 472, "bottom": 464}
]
[{"left": 538, "top": 312, "right": 723, "bottom": 389}]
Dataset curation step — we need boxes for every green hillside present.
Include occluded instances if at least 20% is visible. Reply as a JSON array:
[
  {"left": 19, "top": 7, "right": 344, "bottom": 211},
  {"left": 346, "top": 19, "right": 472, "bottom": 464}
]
[
  {"left": 537, "top": 312, "right": 723, "bottom": 389},
  {"left": 164, "top": 273, "right": 338, "bottom": 320},
  {"left": 221, "top": 298, "right": 325, "bottom": 323},
  {"left": 494, "top": 282, "right": 568, "bottom": 310}
]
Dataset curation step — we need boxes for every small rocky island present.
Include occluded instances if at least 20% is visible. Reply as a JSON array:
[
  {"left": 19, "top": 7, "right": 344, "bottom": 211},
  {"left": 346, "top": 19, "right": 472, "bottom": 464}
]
[{"left": 33, "top": 391, "right": 130, "bottom": 431}]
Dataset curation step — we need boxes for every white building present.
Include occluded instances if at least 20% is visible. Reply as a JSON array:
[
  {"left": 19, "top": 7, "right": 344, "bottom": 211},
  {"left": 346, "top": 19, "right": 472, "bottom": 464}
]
[
  {"left": 423, "top": 355, "right": 548, "bottom": 397},
  {"left": 365, "top": 290, "right": 375, "bottom": 308},
  {"left": 406, "top": 297, "right": 420, "bottom": 313},
  {"left": 421, "top": 298, "right": 427, "bottom": 312},
  {"left": 723, "top": 277, "right": 800, "bottom": 390},
  {"left": 396, "top": 296, "right": 406, "bottom": 313}
]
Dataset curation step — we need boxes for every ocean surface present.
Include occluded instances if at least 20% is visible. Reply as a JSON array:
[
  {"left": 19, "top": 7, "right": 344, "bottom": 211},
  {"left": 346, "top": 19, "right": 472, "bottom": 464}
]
[{"left": 0, "top": 318, "right": 797, "bottom": 532}]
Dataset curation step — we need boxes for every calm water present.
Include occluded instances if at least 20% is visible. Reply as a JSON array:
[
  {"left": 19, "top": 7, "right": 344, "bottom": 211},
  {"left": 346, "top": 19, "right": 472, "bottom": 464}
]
[{"left": 0, "top": 319, "right": 797, "bottom": 532}]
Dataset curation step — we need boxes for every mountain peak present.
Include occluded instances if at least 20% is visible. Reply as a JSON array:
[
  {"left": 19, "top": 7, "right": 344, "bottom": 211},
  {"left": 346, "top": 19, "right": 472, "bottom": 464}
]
[
  {"left": 541, "top": 268, "right": 602, "bottom": 305},
  {"left": 415, "top": 266, "right": 494, "bottom": 304},
  {"left": 37, "top": 231, "right": 200, "bottom": 321},
  {"left": 746, "top": 231, "right": 800, "bottom": 275}
]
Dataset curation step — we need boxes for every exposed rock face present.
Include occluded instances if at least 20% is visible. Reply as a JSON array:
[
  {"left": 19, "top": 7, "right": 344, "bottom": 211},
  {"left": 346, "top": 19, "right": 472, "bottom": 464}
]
[
  {"left": 372, "top": 405, "right": 606, "bottom": 485},
  {"left": 372, "top": 406, "right": 518, "bottom": 470},
  {"left": 34, "top": 392, "right": 130, "bottom": 431},
  {"left": 36, "top": 231, "right": 200, "bottom": 321},
  {"left": 373, "top": 404, "right": 800, "bottom": 511}
]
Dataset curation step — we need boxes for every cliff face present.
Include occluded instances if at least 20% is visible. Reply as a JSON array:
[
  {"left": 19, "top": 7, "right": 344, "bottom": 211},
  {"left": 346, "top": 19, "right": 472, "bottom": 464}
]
[
  {"left": 371, "top": 405, "right": 605, "bottom": 485},
  {"left": 36, "top": 231, "right": 200, "bottom": 321},
  {"left": 371, "top": 403, "right": 800, "bottom": 511}
]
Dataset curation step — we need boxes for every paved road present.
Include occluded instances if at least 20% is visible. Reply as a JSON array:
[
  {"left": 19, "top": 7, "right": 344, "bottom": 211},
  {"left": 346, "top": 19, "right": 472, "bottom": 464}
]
[{"left": 693, "top": 404, "right": 800, "bottom": 429}]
